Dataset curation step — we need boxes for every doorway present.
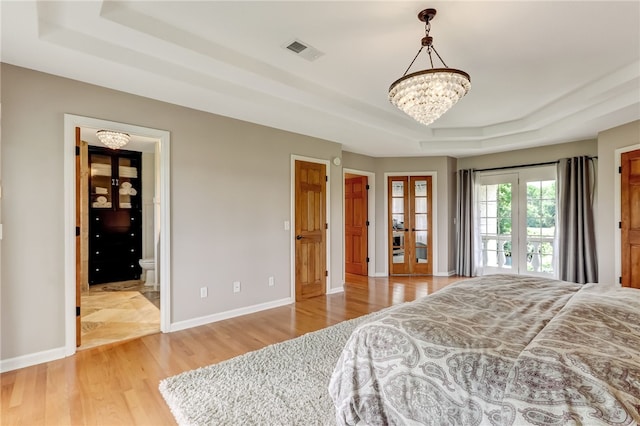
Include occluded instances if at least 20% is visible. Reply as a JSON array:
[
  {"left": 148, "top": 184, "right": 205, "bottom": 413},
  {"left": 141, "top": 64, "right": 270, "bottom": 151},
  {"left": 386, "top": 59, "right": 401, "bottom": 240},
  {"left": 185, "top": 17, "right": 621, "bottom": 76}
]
[
  {"left": 388, "top": 176, "right": 433, "bottom": 275},
  {"left": 79, "top": 134, "right": 159, "bottom": 349},
  {"left": 64, "top": 115, "right": 171, "bottom": 355}
]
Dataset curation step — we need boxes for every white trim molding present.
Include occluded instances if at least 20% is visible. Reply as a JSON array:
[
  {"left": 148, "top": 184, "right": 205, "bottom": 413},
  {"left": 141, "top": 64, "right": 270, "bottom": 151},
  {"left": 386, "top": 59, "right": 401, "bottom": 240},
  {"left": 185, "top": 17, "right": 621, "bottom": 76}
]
[
  {"left": 170, "top": 298, "right": 293, "bottom": 332},
  {"left": 0, "top": 347, "right": 67, "bottom": 373}
]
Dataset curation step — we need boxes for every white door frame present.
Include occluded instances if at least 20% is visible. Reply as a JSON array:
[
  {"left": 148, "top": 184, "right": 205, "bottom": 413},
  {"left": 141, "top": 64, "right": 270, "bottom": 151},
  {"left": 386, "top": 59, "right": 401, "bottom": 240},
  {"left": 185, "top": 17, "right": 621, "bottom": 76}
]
[
  {"left": 343, "top": 168, "right": 376, "bottom": 278},
  {"left": 63, "top": 114, "right": 171, "bottom": 356}
]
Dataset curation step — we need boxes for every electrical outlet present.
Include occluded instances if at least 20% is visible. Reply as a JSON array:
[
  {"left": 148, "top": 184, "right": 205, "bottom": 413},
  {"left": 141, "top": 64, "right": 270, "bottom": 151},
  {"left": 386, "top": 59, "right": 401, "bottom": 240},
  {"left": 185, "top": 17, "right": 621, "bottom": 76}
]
[
  {"left": 200, "top": 287, "right": 207, "bottom": 298},
  {"left": 233, "top": 281, "right": 241, "bottom": 293},
  {"left": 268, "top": 276, "right": 275, "bottom": 287}
]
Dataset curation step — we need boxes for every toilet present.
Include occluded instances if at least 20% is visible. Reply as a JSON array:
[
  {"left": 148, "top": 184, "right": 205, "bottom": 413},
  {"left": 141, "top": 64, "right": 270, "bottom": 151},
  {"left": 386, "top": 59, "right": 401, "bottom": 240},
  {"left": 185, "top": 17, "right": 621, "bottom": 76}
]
[{"left": 139, "top": 258, "right": 156, "bottom": 287}]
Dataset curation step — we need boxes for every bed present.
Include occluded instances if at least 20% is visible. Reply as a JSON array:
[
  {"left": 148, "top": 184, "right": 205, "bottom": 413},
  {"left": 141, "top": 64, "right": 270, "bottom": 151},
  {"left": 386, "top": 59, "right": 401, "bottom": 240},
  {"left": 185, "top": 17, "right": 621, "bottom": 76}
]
[{"left": 328, "top": 274, "right": 640, "bottom": 425}]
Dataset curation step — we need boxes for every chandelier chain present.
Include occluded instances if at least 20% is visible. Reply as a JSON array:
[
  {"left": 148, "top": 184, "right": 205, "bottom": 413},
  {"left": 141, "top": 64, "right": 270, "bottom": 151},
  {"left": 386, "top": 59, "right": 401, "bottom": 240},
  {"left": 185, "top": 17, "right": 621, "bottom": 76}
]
[
  {"left": 430, "top": 45, "right": 449, "bottom": 68},
  {"left": 402, "top": 46, "right": 425, "bottom": 77}
]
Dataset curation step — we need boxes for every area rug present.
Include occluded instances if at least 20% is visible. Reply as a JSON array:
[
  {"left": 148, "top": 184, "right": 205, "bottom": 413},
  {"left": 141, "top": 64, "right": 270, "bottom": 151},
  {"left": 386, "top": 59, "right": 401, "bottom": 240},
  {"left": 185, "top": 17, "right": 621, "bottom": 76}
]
[{"left": 159, "top": 309, "right": 392, "bottom": 426}]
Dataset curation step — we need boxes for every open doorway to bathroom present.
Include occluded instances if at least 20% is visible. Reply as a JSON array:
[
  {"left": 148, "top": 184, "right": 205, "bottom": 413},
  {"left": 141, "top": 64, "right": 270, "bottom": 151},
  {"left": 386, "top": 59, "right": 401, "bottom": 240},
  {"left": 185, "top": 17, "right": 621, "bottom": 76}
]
[
  {"left": 78, "top": 133, "right": 160, "bottom": 349},
  {"left": 64, "top": 115, "right": 171, "bottom": 353}
]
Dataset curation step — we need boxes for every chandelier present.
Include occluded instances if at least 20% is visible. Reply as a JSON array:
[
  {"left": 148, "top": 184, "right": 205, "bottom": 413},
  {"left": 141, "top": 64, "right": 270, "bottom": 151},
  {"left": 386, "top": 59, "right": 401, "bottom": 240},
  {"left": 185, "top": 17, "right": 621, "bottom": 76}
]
[
  {"left": 389, "top": 8, "right": 471, "bottom": 126},
  {"left": 96, "top": 129, "right": 130, "bottom": 150}
]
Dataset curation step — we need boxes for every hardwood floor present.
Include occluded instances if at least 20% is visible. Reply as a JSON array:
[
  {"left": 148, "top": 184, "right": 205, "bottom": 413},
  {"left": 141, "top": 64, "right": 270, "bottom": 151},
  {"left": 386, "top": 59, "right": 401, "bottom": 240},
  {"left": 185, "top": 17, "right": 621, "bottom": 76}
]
[{"left": 1, "top": 274, "right": 462, "bottom": 426}]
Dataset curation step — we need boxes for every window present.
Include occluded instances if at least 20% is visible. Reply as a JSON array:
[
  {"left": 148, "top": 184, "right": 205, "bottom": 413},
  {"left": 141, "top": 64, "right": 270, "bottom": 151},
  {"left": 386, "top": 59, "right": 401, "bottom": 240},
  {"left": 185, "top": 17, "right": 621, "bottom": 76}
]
[{"left": 477, "top": 166, "right": 557, "bottom": 277}]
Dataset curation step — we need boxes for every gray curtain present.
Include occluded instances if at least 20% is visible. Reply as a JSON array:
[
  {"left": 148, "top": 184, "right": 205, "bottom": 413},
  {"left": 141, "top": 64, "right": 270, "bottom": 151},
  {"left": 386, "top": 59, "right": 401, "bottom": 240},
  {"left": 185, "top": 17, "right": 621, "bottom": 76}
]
[
  {"left": 456, "top": 169, "right": 477, "bottom": 276},
  {"left": 556, "top": 157, "right": 598, "bottom": 283}
]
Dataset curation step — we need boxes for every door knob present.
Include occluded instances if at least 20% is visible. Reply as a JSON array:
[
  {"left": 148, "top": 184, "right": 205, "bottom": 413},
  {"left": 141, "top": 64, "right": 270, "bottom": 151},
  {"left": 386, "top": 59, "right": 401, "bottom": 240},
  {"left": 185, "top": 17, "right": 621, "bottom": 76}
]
[{"left": 296, "top": 235, "right": 303, "bottom": 240}]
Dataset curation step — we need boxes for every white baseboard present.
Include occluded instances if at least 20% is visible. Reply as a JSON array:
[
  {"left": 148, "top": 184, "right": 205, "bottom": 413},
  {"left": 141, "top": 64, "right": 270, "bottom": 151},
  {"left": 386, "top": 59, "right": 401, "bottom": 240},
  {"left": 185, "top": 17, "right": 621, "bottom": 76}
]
[
  {"left": 0, "top": 346, "right": 67, "bottom": 373},
  {"left": 434, "top": 270, "right": 456, "bottom": 277},
  {"left": 326, "top": 286, "right": 344, "bottom": 294},
  {"left": 372, "top": 272, "right": 388, "bottom": 277},
  {"left": 169, "top": 297, "right": 293, "bottom": 332}
]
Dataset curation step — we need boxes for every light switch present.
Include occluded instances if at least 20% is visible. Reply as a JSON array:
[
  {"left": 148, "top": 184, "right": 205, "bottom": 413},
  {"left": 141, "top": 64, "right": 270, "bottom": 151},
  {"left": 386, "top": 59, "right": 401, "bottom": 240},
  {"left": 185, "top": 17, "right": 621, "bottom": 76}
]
[{"left": 284, "top": 220, "right": 290, "bottom": 230}]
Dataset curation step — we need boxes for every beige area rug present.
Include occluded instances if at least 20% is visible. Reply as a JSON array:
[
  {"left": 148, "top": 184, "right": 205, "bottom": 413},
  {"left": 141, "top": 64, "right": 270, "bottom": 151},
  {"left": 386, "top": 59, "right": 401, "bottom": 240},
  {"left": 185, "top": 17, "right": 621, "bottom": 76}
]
[
  {"left": 159, "top": 308, "right": 395, "bottom": 426},
  {"left": 80, "top": 290, "right": 160, "bottom": 350}
]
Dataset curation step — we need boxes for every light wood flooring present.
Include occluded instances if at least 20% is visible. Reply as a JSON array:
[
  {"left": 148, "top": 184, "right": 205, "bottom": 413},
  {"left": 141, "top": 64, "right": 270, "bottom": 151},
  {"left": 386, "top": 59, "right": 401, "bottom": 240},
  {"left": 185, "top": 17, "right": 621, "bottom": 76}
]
[
  {"left": 1, "top": 274, "right": 462, "bottom": 426},
  {"left": 80, "top": 283, "right": 160, "bottom": 350}
]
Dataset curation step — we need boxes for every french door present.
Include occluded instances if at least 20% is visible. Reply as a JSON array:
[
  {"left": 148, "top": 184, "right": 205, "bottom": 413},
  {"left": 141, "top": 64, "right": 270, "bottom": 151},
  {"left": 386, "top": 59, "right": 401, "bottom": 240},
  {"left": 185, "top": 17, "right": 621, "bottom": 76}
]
[
  {"left": 477, "top": 167, "right": 556, "bottom": 276},
  {"left": 388, "top": 176, "right": 432, "bottom": 275}
]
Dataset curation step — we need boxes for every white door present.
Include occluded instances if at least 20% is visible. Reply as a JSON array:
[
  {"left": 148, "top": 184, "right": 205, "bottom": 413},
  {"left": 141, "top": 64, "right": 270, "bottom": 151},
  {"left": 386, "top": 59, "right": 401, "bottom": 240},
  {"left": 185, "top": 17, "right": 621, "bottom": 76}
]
[{"left": 478, "top": 166, "right": 557, "bottom": 277}]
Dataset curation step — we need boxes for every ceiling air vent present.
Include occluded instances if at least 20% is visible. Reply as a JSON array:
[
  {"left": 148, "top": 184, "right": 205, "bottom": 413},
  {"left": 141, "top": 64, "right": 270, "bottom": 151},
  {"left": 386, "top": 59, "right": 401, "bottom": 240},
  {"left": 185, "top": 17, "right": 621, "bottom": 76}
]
[
  {"left": 286, "top": 41, "right": 307, "bottom": 54},
  {"left": 283, "top": 39, "right": 324, "bottom": 62}
]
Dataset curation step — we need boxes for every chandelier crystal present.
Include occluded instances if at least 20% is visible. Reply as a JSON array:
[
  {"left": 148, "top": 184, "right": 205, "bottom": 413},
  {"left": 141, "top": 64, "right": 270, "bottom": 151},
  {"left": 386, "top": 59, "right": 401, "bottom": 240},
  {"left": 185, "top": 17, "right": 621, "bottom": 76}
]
[
  {"left": 96, "top": 129, "right": 130, "bottom": 150},
  {"left": 389, "top": 8, "right": 470, "bottom": 126}
]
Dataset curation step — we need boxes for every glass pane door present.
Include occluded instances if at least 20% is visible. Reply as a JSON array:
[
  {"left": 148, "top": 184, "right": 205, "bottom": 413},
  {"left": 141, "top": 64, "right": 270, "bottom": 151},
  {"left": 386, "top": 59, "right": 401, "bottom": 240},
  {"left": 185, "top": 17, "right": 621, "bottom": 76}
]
[
  {"left": 478, "top": 167, "right": 557, "bottom": 277},
  {"left": 390, "top": 178, "right": 408, "bottom": 272},
  {"left": 118, "top": 157, "right": 139, "bottom": 209},
  {"left": 478, "top": 174, "right": 518, "bottom": 274},
  {"left": 411, "top": 178, "right": 431, "bottom": 273},
  {"left": 521, "top": 172, "right": 557, "bottom": 275},
  {"left": 388, "top": 176, "right": 432, "bottom": 275},
  {"left": 89, "top": 153, "right": 113, "bottom": 209}
]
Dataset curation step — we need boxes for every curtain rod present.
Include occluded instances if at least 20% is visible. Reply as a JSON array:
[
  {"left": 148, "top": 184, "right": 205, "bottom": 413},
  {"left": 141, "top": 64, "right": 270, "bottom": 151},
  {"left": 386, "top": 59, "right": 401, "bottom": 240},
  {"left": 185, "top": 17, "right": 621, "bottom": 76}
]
[{"left": 474, "top": 156, "right": 597, "bottom": 173}]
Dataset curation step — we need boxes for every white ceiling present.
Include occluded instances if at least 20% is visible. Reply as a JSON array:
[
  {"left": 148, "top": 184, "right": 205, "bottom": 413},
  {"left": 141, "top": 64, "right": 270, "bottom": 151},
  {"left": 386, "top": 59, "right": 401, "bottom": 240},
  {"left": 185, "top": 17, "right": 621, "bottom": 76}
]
[{"left": 2, "top": 1, "right": 639, "bottom": 157}]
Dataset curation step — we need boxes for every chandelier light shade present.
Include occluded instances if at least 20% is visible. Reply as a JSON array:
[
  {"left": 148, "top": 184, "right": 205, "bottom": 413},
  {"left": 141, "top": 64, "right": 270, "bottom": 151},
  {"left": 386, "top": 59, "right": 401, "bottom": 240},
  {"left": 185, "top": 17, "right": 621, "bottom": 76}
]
[
  {"left": 389, "top": 8, "right": 471, "bottom": 126},
  {"left": 96, "top": 129, "right": 130, "bottom": 150}
]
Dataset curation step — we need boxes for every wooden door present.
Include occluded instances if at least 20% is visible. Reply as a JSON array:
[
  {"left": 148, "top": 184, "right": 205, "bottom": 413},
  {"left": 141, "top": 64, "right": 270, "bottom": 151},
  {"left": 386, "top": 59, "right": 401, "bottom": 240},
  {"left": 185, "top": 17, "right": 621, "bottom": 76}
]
[
  {"left": 75, "top": 127, "right": 82, "bottom": 346},
  {"left": 345, "top": 175, "right": 368, "bottom": 275},
  {"left": 295, "top": 160, "right": 327, "bottom": 300},
  {"left": 388, "top": 176, "right": 432, "bottom": 275},
  {"left": 621, "top": 149, "right": 640, "bottom": 288}
]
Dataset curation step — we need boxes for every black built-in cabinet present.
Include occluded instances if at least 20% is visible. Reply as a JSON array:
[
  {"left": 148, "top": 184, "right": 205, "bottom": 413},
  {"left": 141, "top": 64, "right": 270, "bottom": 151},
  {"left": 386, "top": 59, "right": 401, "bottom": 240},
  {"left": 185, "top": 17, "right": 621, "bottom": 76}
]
[{"left": 88, "top": 146, "right": 142, "bottom": 284}]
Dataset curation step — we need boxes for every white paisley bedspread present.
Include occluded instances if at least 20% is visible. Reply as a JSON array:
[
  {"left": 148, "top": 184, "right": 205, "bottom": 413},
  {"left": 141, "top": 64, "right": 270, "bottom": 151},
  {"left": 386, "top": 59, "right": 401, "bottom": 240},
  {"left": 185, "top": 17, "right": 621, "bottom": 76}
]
[{"left": 328, "top": 274, "right": 640, "bottom": 426}]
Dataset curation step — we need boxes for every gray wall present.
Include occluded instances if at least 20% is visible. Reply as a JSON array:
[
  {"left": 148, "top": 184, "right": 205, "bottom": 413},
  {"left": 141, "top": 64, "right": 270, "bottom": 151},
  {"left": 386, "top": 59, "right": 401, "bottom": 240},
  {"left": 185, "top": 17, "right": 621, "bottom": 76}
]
[
  {"left": 1, "top": 62, "right": 637, "bottom": 365},
  {"left": 0, "top": 64, "right": 342, "bottom": 360},
  {"left": 596, "top": 120, "right": 640, "bottom": 284}
]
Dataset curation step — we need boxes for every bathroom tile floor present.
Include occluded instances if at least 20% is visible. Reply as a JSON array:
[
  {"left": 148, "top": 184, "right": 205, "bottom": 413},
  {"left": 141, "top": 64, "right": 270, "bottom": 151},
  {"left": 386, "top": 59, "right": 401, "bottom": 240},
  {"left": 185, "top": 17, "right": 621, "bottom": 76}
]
[{"left": 79, "top": 280, "right": 160, "bottom": 350}]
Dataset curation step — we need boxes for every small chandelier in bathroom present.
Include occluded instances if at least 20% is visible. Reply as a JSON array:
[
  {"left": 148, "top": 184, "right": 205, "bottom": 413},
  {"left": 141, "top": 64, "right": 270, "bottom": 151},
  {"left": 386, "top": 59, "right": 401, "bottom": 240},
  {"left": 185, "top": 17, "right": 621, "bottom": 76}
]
[
  {"left": 389, "top": 8, "right": 471, "bottom": 126},
  {"left": 96, "top": 129, "right": 130, "bottom": 150}
]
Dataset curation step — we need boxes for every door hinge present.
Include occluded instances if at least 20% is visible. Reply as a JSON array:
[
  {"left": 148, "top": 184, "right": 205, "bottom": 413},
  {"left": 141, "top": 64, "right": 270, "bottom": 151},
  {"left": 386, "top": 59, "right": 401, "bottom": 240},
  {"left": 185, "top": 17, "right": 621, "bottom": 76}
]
[
  {"left": 619, "top": 166, "right": 622, "bottom": 174},
  {"left": 325, "top": 223, "right": 328, "bottom": 229},
  {"left": 325, "top": 176, "right": 328, "bottom": 182},
  {"left": 76, "top": 306, "right": 80, "bottom": 317},
  {"left": 325, "top": 270, "right": 328, "bottom": 277},
  {"left": 619, "top": 221, "right": 622, "bottom": 229},
  {"left": 366, "top": 184, "right": 370, "bottom": 190},
  {"left": 366, "top": 257, "right": 370, "bottom": 263},
  {"left": 76, "top": 226, "right": 80, "bottom": 236},
  {"left": 366, "top": 220, "right": 370, "bottom": 226},
  {"left": 75, "top": 146, "right": 80, "bottom": 156},
  {"left": 619, "top": 276, "right": 622, "bottom": 284}
]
